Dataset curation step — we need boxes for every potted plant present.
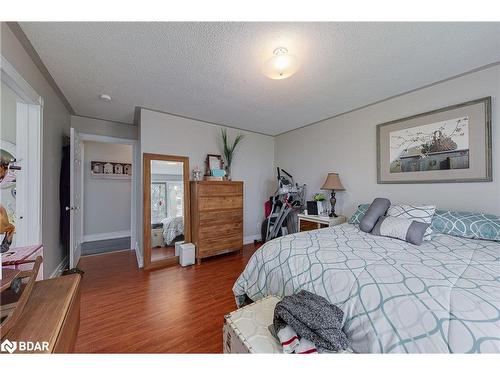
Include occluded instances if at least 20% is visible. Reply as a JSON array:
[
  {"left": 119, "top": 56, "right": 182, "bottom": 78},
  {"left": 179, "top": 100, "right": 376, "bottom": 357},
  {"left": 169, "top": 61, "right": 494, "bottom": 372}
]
[
  {"left": 220, "top": 129, "right": 244, "bottom": 180},
  {"left": 313, "top": 193, "right": 327, "bottom": 216}
]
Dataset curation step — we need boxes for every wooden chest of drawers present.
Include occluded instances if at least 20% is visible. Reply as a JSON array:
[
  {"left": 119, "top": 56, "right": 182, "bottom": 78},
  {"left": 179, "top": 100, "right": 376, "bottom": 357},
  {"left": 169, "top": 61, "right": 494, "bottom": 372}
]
[{"left": 190, "top": 181, "right": 243, "bottom": 264}]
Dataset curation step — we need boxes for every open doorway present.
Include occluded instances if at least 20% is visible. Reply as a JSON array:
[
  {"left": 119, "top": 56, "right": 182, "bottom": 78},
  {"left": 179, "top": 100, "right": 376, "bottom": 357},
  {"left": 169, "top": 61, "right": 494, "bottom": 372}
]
[
  {"left": 80, "top": 140, "right": 132, "bottom": 255},
  {"left": 68, "top": 133, "right": 138, "bottom": 264}
]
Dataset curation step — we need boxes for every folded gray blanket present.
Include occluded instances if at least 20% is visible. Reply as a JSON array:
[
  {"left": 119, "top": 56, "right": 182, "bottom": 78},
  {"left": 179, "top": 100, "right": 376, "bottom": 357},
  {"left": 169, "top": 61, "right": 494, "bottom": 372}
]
[{"left": 273, "top": 290, "right": 349, "bottom": 352}]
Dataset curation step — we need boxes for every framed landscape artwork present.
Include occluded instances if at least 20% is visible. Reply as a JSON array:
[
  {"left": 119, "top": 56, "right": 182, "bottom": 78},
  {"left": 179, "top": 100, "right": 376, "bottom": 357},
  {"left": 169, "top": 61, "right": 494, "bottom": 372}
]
[{"left": 377, "top": 97, "right": 491, "bottom": 184}]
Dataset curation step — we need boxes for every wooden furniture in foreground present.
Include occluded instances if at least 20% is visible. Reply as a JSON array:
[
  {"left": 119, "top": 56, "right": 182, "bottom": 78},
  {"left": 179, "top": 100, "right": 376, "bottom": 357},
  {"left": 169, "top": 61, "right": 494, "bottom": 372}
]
[
  {"left": 1, "top": 268, "right": 21, "bottom": 293},
  {"left": 2, "top": 245, "right": 44, "bottom": 280},
  {"left": 1, "top": 256, "right": 42, "bottom": 337},
  {"left": 2, "top": 274, "right": 81, "bottom": 353},
  {"left": 298, "top": 214, "right": 346, "bottom": 232},
  {"left": 190, "top": 180, "right": 243, "bottom": 264}
]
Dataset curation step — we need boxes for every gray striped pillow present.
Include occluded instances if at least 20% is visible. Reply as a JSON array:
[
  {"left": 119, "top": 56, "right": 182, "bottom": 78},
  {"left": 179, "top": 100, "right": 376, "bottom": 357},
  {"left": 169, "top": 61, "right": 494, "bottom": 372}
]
[
  {"left": 372, "top": 216, "right": 429, "bottom": 245},
  {"left": 387, "top": 204, "right": 436, "bottom": 240}
]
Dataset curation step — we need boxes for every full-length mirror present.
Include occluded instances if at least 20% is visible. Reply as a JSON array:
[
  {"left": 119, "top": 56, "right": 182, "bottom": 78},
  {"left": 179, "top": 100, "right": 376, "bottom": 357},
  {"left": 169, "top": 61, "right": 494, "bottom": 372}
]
[{"left": 143, "top": 153, "right": 190, "bottom": 269}]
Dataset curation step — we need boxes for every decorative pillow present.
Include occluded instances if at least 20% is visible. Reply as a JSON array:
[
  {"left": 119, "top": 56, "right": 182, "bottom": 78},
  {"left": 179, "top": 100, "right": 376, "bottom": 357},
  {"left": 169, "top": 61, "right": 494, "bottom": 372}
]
[
  {"left": 372, "top": 216, "right": 430, "bottom": 245},
  {"left": 360, "top": 198, "right": 391, "bottom": 233},
  {"left": 348, "top": 204, "right": 370, "bottom": 225},
  {"left": 431, "top": 210, "right": 500, "bottom": 241},
  {"left": 387, "top": 204, "right": 436, "bottom": 240}
]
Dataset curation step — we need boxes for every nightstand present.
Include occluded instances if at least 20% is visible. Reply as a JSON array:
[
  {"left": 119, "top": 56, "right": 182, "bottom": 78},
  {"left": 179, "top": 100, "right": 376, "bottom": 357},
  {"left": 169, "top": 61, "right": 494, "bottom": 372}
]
[
  {"left": 297, "top": 214, "right": 347, "bottom": 232},
  {"left": 151, "top": 227, "right": 164, "bottom": 248}
]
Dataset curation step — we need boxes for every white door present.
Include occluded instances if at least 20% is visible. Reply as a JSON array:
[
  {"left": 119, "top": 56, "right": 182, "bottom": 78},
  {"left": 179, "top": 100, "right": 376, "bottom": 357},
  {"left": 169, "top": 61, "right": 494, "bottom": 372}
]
[
  {"left": 69, "top": 127, "right": 83, "bottom": 268},
  {"left": 15, "top": 102, "right": 41, "bottom": 246}
]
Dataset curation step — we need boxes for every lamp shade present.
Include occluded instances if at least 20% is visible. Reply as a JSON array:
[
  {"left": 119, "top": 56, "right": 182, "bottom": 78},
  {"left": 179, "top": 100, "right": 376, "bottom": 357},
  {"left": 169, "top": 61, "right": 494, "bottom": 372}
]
[{"left": 321, "top": 173, "right": 345, "bottom": 191}]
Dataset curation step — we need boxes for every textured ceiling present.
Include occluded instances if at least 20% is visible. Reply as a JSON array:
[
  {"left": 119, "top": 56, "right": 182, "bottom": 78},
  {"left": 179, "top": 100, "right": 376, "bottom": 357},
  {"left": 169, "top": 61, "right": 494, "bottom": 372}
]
[{"left": 19, "top": 22, "right": 500, "bottom": 135}]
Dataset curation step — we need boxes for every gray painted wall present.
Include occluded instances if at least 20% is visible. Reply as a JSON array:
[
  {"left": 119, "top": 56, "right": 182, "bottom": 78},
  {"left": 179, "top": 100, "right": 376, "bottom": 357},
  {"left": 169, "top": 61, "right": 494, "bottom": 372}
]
[
  {"left": 2, "top": 23, "right": 71, "bottom": 278},
  {"left": 1, "top": 81, "right": 17, "bottom": 144},
  {"left": 71, "top": 115, "right": 138, "bottom": 139},
  {"left": 83, "top": 141, "right": 132, "bottom": 239},
  {"left": 275, "top": 64, "right": 500, "bottom": 217},
  {"left": 139, "top": 108, "right": 276, "bottom": 251}
]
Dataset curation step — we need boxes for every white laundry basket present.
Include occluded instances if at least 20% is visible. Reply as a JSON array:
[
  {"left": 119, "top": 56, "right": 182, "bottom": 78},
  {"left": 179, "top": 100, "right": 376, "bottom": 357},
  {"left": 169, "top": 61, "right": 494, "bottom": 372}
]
[{"left": 179, "top": 243, "right": 195, "bottom": 266}]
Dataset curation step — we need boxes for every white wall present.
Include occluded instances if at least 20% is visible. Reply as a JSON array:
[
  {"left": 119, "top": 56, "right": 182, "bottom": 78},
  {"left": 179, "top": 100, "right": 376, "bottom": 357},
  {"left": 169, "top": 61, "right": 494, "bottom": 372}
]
[
  {"left": 140, "top": 108, "right": 276, "bottom": 245},
  {"left": 82, "top": 141, "right": 132, "bottom": 241},
  {"left": 71, "top": 115, "right": 138, "bottom": 139},
  {"left": 276, "top": 65, "right": 500, "bottom": 217},
  {"left": 2, "top": 23, "right": 71, "bottom": 278}
]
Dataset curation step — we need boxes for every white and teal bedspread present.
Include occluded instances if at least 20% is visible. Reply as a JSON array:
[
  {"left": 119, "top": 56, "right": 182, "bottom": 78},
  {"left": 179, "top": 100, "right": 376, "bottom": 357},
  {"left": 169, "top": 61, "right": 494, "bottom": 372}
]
[{"left": 233, "top": 223, "right": 500, "bottom": 353}]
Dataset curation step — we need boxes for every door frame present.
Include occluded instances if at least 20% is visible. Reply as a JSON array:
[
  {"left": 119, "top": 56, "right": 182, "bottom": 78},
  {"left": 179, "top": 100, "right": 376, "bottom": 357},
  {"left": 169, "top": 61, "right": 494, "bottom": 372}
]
[
  {"left": 143, "top": 153, "right": 190, "bottom": 270},
  {"left": 1, "top": 55, "right": 43, "bottom": 246},
  {"left": 78, "top": 133, "right": 139, "bottom": 266}
]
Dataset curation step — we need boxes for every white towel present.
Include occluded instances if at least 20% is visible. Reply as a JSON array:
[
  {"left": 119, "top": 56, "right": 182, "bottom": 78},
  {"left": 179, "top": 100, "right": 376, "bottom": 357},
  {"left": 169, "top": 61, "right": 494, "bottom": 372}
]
[{"left": 277, "top": 325, "right": 299, "bottom": 354}]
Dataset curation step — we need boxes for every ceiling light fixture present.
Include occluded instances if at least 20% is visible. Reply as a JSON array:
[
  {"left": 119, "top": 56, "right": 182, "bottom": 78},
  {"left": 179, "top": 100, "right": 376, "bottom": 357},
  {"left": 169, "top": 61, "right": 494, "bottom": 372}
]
[
  {"left": 99, "top": 94, "right": 112, "bottom": 102},
  {"left": 263, "top": 47, "right": 299, "bottom": 80}
]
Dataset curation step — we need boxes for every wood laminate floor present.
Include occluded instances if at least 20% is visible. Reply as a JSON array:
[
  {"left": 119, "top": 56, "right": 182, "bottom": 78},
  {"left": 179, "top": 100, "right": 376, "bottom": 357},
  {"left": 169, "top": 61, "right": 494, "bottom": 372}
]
[
  {"left": 74, "top": 244, "right": 258, "bottom": 353},
  {"left": 151, "top": 246, "right": 175, "bottom": 262}
]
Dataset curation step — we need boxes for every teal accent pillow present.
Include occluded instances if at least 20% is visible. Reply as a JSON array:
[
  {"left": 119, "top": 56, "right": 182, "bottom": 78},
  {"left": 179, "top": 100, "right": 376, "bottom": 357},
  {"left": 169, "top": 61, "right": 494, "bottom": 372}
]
[
  {"left": 431, "top": 210, "right": 500, "bottom": 241},
  {"left": 348, "top": 204, "right": 370, "bottom": 225}
]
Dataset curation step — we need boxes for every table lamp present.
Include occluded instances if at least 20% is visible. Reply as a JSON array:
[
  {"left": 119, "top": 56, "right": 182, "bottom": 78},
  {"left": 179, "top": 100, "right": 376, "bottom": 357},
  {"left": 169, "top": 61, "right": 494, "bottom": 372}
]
[{"left": 321, "top": 173, "right": 345, "bottom": 217}]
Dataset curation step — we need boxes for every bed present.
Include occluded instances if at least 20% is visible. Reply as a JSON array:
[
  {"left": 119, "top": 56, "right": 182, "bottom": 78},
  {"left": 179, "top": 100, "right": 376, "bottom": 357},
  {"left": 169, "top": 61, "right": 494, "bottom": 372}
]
[
  {"left": 233, "top": 223, "right": 500, "bottom": 353},
  {"left": 160, "top": 216, "right": 184, "bottom": 246}
]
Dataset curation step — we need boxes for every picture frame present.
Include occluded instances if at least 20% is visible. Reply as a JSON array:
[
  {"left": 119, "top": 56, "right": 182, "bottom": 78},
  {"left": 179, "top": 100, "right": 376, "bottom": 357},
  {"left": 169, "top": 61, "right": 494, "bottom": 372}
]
[
  {"left": 205, "top": 154, "right": 223, "bottom": 175},
  {"left": 377, "top": 97, "right": 492, "bottom": 184}
]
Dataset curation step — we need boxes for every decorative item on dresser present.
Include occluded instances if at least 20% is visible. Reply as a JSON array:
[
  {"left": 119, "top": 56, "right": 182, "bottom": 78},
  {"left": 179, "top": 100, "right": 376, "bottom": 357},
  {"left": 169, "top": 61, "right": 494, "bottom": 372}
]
[
  {"left": 297, "top": 213, "right": 346, "bottom": 232},
  {"left": 190, "top": 180, "right": 243, "bottom": 264},
  {"left": 220, "top": 129, "right": 245, "bottom": 181},
  {"left": 321, "top": 173, "right": 345, "bottom": 217},
  {"left": 205, "top": 154, "right": 223, "bottom": 177},
  {"left": 192, "top": 165, "right": 203, "bottom": 181}
]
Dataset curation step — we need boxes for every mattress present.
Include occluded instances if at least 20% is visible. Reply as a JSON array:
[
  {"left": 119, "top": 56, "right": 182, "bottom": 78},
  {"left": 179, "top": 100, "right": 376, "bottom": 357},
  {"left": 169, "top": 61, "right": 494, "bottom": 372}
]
[{"left": 233, "top": 223, "right": 500, "bottom": 353}]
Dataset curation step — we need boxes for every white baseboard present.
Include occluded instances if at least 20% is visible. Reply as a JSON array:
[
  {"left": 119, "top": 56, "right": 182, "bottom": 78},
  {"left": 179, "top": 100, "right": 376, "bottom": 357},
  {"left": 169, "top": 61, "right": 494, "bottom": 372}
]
[
  {"left": 244, "top": 234, "right": 261, "bottom": 245},
  {"left": 134, "top": 241, "right": 143, "bottom": 268},
  {"left": 83, "top": 230, "right": 131, "bottom": 243},
  {"left": 50, "top": 255, "right": 68, "bottom": 278}
]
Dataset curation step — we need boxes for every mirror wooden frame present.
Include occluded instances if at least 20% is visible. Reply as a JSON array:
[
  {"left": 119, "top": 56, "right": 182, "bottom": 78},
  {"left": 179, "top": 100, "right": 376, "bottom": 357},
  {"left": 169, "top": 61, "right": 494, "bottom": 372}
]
[{"left": 143, "top": 153, "right": 190, "bottom": 270}]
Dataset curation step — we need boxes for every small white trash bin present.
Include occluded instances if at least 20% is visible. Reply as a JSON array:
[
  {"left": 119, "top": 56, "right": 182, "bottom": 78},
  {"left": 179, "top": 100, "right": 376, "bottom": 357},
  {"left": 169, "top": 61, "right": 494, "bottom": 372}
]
[
  {"left": 179, "top": 243, "right": 196, "bottom": 266},
  {"left": 174, "top": 240, "right": 185, "bottom": 257}
]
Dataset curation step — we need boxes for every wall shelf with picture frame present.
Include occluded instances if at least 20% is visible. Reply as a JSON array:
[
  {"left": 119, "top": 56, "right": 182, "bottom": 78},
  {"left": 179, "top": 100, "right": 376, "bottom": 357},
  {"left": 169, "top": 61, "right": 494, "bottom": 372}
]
[{"left": 90, "top": 160, "right": 132, "bottom": 180}]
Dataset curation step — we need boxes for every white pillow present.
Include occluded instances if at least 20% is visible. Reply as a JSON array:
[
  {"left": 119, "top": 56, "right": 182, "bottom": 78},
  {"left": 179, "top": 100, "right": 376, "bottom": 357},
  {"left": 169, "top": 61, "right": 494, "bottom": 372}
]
[{"left": 386, "top": 204, "right": 436, "bottom": 241}]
